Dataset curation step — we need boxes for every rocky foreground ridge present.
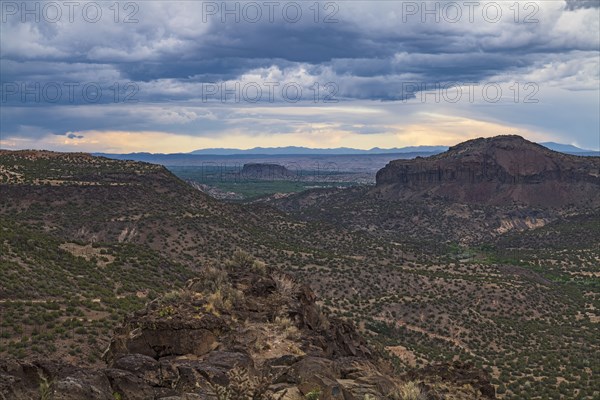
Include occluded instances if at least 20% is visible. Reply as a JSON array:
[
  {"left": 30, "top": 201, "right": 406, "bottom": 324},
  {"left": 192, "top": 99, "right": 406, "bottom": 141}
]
[
  {"left": 375, "top": 135, "right": 600, "bottom": 206},
  {"left": 0, "top": 253, "right": 494, "bottom": 400}
]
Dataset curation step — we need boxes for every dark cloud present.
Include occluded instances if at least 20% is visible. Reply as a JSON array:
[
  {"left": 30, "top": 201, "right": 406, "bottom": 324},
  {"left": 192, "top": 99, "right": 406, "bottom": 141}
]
[
  {"left": 0, "top": 1, "right": 598, "bottom": 148},
  {"left": 565, "top": 0, "right": 600, "bottom": 9},
  {"left": 3, "top": 1, "right": 596, "bottom": 83}
]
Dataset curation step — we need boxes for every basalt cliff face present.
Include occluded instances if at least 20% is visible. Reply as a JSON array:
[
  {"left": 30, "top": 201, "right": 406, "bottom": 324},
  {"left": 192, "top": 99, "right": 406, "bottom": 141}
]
[{"left": 375, "top": 135, "right": 600, "bottom": 207}]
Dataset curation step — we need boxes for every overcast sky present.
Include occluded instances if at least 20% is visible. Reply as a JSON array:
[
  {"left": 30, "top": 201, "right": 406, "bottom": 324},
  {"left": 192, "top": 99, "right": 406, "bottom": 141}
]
[{"left": 1, "top": 0, "right": 599, "bottom": 152}]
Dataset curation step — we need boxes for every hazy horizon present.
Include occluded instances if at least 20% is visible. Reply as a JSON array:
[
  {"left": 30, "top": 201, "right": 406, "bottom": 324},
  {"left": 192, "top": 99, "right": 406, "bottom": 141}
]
[{"left": 2, "top": 138, "right": 598, "bottom": 154}]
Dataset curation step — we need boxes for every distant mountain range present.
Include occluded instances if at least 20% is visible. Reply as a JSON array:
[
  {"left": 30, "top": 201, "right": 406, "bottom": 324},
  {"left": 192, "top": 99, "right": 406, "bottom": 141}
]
[
  {"left": 188, "top": 145, "right": 450, "bottom": 155},
  {"left": 94, "top": 142, "right": 598, "bottom": 158},
  {"left": 539, "top": 142, "right": 598, "bottom": 155}
]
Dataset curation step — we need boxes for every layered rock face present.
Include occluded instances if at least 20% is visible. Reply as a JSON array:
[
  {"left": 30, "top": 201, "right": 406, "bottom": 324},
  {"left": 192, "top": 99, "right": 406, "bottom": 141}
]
[
  {"left": 375, "top": 135, "right": 600, "bottom": 206},
  {"left": 0, "top": 257, "right": 495, "bottom": 400}
]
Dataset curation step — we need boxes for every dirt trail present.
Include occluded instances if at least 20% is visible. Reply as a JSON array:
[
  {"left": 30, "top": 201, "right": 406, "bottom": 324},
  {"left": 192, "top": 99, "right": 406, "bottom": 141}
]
[{"left": 375, "top": 316, "right": 479, "bottom": 358}]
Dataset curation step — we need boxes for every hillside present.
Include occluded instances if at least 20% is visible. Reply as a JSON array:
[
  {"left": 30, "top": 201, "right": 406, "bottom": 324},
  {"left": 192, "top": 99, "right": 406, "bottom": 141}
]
[
  {"left": 269, "top": 136, "right": 599, "bottom": 245},
  {"left": 0, "top": 150, "right": 403, "bottom": 367},
  {"left": 1, "top": 145, "right": 599, "bottom": 399},
  {"left": 1, "top": 254, "right": 495, "bottom": 399},
  {"left": 261, "top": 137, "right": 600, "bottom": 399}
]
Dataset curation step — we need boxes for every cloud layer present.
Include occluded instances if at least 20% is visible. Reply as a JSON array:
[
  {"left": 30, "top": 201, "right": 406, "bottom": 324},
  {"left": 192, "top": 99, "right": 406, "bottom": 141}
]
[{"left": 1, "top": 0, "right": 599, "bottom": 150}]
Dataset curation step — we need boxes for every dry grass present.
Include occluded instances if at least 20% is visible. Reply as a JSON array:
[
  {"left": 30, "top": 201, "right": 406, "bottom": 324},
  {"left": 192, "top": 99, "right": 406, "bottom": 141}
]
[
  {"left": 274, "top": 315, "right": 300, "bottom": 340},
  {"left": 389, "top": 381, "right": 426, "bottom": 400},
  {"left": 272, "top": 273, "right": 297, "bottom": 297}
]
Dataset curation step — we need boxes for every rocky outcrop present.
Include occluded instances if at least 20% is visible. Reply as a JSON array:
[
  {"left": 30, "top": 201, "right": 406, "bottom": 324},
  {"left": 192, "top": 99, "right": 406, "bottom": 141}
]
[
  {"left": 375, "top": 135, "right": 600, "bottom": 206},
  {"left": 403, "top": 361, "right": 496, "bottom": 399},
  {"left": 0, "top": 257, "right": 496, "bottom": 400}
]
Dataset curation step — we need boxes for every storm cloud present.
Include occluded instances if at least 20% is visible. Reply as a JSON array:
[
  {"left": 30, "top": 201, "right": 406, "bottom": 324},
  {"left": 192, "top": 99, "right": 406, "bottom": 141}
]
[{"left": 1, "top": 0, "right": 599, "bottom": 150}]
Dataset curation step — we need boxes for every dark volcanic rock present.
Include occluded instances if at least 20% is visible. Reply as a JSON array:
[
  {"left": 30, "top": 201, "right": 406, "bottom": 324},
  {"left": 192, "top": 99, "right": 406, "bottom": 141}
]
[
  {"left": 106, "top": 314, "right": 222, "bottom": 361},
  {"left": 403, "top": 361, "right": 496, "bottom": 399},
  {"left": 1, "top": 262, "right": 496, "bottom": 400},
  {"left": 375, "top": 135, "right": 600, "bottom": 206}
]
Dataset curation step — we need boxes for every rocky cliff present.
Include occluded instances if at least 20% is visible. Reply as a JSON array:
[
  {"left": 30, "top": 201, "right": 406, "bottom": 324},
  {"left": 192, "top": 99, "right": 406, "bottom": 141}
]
[
  {"left": 375, "top": 135, "right": 600, "bottom": 206},
  {"left": 0, "top": 253, "right": 495, "bottom": 400}
]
